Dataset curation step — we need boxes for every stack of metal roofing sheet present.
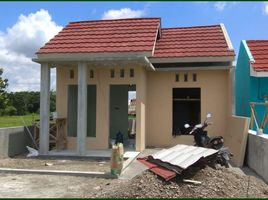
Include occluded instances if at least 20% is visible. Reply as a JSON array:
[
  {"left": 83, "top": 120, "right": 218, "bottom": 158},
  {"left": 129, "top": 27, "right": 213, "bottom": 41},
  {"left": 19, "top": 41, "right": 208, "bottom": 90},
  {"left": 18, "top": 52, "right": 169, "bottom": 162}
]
[{"left": 138, "top": 144, "right": 218, "bottom": 181}]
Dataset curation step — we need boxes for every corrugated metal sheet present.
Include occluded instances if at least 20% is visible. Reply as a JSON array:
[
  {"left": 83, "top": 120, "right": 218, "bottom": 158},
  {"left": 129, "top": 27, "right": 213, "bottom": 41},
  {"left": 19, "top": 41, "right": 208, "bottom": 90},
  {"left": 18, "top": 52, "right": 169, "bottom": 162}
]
[{"left": 148, "top": 144, "right": 218, "bottom": 171}]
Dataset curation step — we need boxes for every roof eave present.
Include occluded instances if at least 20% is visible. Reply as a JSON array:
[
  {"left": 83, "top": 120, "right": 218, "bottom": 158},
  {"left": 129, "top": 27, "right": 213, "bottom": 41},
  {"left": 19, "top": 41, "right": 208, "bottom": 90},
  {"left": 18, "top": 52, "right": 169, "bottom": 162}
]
[
  {"left": 250, "top": 67, "right": 268, "bottom": 77},
  {"left": 155, "top": 66, "right": 233, "bottom": 71},
  {"left": 32, "top": 51, "right": 152, "bottom": 63},
  {"left": 149, "top": 56, "right": 235, "bottom": 63}
]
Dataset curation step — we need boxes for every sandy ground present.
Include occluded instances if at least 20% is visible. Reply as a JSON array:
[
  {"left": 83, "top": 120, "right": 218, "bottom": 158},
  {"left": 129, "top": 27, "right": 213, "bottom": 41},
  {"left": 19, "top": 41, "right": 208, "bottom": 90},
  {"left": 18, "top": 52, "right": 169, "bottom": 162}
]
[
  {"left": 0, "top": 156, "right": 110, "bottom": 172},
  {"left": 99, "top": 166, "right": 268, "bottom": 198},
  {"left": 0, "top": 157, "right": 268, "bottom": 198},
  {"left": 0, "top": 173, "right": 125, "bottom": 198}
]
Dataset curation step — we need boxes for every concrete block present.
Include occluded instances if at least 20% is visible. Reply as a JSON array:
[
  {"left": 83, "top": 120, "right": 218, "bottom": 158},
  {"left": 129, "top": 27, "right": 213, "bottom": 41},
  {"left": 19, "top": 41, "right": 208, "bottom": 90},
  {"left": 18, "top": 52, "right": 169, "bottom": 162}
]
[
  {"left": 0, "top": 126, "right": 33, "bottom": 157},
  {"left": 247, "top": 131, "right": 268, "bottom": 183}
]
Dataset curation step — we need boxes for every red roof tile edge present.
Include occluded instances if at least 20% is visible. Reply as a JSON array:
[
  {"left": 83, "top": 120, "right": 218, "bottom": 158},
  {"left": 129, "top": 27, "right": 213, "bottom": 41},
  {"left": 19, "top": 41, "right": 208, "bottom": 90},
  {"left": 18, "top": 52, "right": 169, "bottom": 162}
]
[
  {"left": 246, "top": 40, "right": 268, "bottom": 72},
  {"left": 36, "top": 17, "right": 235, "bottom": 59}
]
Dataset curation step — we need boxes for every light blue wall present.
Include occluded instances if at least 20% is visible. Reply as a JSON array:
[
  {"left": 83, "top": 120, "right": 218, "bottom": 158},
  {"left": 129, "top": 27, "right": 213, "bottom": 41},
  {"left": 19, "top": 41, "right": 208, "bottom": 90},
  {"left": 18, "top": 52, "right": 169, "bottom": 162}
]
[
  {"left": 236, "top": 41, "right": 268, "bottom": 133},
  {"left": 235, "top": 41, "right": 251, "bottom": 117}
]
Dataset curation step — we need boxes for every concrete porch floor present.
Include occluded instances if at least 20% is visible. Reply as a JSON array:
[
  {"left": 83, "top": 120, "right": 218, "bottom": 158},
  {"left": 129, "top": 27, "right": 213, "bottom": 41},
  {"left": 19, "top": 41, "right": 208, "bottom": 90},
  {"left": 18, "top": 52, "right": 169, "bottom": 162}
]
[{"left": 48, "top": 149, "right": 140, "bottom": 159}]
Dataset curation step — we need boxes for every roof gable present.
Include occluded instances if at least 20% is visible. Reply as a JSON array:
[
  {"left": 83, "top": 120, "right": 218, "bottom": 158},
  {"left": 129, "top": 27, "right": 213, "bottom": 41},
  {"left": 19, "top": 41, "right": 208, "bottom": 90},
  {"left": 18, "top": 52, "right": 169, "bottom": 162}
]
[{"left": 246, "top": 40, "right": 268, "bottom": 72}]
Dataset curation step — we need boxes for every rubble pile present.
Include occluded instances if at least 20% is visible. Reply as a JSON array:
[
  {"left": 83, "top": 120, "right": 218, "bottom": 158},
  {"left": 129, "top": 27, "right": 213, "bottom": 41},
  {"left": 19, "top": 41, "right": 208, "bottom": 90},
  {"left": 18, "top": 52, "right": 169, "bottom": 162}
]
[{"left": 99, "top": 166, "right": 268, "bottom": 198}]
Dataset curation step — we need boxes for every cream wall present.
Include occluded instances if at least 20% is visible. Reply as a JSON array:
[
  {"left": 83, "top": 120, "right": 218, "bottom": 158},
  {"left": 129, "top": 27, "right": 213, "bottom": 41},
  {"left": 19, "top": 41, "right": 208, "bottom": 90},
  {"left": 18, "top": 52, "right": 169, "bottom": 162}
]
[
  {"left": 146, "top": 70, "right": 229, "bottom": 147},
  {"left": 56, "top": 64, "right": 144, "bottom": 150},
  {"left": 57, "top": 64, "right": 231, "bottom": 150}
]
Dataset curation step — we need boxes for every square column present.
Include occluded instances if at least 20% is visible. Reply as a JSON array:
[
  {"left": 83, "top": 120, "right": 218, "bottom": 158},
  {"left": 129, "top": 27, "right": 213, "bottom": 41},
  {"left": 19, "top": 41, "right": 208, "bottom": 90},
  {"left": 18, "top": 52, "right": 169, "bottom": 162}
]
[
  {"left": 77, "top": 62, "right": 88, "bottom": 155},
  {"left": 39, "top": 63, "right": 50, "bottom": 155},
  {"left": 136, "top": 67, "right": 147, "bottom": 151}
]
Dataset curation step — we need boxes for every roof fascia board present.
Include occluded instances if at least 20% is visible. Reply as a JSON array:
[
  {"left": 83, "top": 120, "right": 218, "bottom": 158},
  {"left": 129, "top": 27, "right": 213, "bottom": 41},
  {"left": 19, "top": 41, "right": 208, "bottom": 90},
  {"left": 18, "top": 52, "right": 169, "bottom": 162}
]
[
  {"left": 149, "top": 56, "right": 234, "bottom": 63},
  {"left": 220, "top": 23, "right": 234, "bottom": 50},
  {"left": 33, "top": 52, "right": 151, "bottom": 63},
  {"left": 250, "top": 68, "right": 268, "bottom": 77},
  {"left": 155, "top": 66, "right": 232, "bottom": 71},
  {"left": 144, "top": 56, "right": 155, "bottom": 71},
  {"left": 243, "top": 40, "right": 255, "bottom": 62},
  {"left": 152, "top": 22, "right": 161, "bottom": 56}
]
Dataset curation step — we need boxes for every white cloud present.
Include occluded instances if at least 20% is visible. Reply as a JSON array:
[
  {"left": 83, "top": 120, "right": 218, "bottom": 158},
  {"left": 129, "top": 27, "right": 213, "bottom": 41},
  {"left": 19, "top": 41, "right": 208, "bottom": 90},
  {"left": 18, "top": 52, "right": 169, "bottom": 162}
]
[
  {"left": 102, "top": 8, "right": 145, "bottom": 20},
  {"left": 0, "top": 9, "right": 62, "bottom": 92},
  {"left": 263, "top": 2, "right": 268, "bottom": 15},
  {"left": 214, "top": 2, "right": 227, "bottom": 11}
]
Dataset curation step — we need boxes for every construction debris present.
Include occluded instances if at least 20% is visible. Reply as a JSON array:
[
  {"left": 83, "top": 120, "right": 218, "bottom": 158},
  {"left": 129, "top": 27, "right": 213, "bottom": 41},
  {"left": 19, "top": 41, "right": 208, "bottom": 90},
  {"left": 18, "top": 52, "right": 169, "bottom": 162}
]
[
  {"left": 45, "top": 163, "right": 53, "bottom": 166},
  {"left": 138, "top": 144, "right": 219, "bottom": 181},
  {"left": 26, "top": 146, "right": 39, "bottom": 157},
  {"left": 97, "top": 166, "right": 268, "bottom": 198},
  {"left": 183, "top": 179, "right": 202, "bottom": 185}
]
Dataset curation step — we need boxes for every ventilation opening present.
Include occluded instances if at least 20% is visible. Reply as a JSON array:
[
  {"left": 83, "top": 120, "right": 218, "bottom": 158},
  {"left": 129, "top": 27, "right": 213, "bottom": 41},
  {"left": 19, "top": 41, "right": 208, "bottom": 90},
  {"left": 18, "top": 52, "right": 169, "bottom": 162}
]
[
  {"left": 89, "top": 69, "right": 94, "bottom": 78},
  {"left": 184, "top": 74, "right": 188, "bottom": 82},
  {"left": 70, "top": 69, "right": 74, "bottom": 79},
  {"left": 120, "top": 69, "right": 124, "bottom": 78},
  {"left": 193, "top": 73, "right": 197, "bottom": 82},
  {"left": 110, "top": 69, "right": 115, "bottom": 78},
  {"left": 175, "top": 74, "right": 179, "bottom": 82},
  {"left": 130, "top": 68, "right": 134, "bottom": 77}
]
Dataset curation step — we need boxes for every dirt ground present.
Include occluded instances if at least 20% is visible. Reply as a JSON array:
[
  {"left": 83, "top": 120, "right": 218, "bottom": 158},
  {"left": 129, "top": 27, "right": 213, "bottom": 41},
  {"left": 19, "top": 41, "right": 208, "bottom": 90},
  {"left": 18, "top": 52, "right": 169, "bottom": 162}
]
[
  {"left": 0, "top": 156, "right": 110, "bottom": 172},
  {"left": 0, "top": 173, "right": 124, "bottom": 198},
  {"left": 0, "top": 160, "right": 268, "bottom": 198},
  {"left": 98, "top": 165, "right": 268, "bottom": 198}
]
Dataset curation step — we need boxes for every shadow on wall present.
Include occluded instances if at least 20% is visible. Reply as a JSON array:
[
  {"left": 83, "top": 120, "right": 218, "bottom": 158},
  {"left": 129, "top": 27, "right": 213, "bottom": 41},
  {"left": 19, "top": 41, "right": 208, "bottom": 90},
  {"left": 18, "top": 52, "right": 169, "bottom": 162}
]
[{"left": 0, "top": 126, "right": 33, "bottom": 157}]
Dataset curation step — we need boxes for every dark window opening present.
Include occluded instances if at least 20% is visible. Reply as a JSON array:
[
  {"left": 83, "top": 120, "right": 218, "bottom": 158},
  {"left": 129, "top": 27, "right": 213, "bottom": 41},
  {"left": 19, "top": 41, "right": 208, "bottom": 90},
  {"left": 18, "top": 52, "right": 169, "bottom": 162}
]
[
  {"left": 120, "top": 69, "right": 124, "bottom": 78},
  {"left": 184, "top": 74, "right": 188, "bottom": 82},
  {"left": 70, "top": 69, "right": 74, "bottom": 79},
  {"left": 172, "top": 88, "right": 201, "bottom": 136},
  {"left": 110, "top": 69, "right": 115, "bottom": 78},
  {"left": 89, "top": 69, "right": 94, "bottom": 78},
  {"left": 130, "top": 68, "right": 134, "bottom": 77},
  {"left": 175, "top": 74, "right": 179, "bottom": 82},
  {"left": 193, "top": 73, "right": 197, "bottom": 82}
]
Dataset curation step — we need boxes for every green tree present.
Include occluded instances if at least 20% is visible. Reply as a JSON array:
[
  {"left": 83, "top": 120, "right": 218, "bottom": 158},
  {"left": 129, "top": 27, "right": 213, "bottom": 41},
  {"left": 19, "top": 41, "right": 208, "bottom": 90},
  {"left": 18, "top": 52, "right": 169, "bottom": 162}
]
[
  {"left": 6, "top": 90, "right": 56, "bottom": 116},
  {"left": 0, "top": 68, "right": 8, "bottom": 115},
  {"left": 50, "top": 90, "right": 56, "bottom": 112}
]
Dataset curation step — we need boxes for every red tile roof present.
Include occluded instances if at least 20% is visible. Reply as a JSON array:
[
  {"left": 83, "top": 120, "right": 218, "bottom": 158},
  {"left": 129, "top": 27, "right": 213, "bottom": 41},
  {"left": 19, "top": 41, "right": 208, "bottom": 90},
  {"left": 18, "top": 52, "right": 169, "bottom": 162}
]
[
  {"left": 37, "top": 18, "right": 234, "bottom": 59},
  {"left": 37, "top": 18, "right": 160, "bottom": 54},
  {"left": 246, "top": 40, "right": 268, "bottom": 72},
  {"left": 153, "top": 25, "right": 234, "bottom": 58}
]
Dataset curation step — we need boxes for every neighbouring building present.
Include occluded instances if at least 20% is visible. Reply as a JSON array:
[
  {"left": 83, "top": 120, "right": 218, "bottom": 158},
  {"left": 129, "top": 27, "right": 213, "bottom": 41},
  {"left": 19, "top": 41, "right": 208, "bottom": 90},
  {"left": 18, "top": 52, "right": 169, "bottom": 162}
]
[
  {"left": 33, "top": 17, "right": 237, "bottom": 155},
  {"left": 128, "top": 99, "right": 136, "bottom": 116},
  {"left": 236, "top": 40, "right": 268, "bottom": 133}
]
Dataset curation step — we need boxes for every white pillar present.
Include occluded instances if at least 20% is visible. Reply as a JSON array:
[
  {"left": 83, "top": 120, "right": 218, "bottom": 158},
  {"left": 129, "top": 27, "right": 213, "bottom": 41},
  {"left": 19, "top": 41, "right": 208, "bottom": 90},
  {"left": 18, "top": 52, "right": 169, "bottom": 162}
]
[
  {"left": 136, "top": 67, "right": 146, "bottom": 151},
  {"left": 77, "top": 62, "right": 87, "bottom": 155},
  {"left": 39, "top": 63, "right": 50, "bottom": 155}
]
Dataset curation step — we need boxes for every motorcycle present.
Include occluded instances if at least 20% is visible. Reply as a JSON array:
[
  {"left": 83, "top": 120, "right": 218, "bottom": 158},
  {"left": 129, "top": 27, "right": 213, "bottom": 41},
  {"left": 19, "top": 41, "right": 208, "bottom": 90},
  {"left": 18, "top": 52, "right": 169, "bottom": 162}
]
[{"left": 184, "top": 113, "right": 233, "bottom": 168}]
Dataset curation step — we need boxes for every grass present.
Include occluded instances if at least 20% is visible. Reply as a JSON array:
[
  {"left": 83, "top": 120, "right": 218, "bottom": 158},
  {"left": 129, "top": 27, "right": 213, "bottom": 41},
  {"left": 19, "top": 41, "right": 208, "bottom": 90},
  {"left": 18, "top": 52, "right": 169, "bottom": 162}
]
[{"left": 0, "top": 114, "right": 39, "bottom": 128}]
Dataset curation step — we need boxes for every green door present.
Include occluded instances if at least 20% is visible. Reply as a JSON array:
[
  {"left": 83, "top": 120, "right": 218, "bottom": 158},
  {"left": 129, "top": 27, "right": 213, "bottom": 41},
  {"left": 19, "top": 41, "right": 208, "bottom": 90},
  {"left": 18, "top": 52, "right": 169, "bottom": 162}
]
[
  {"left": 109, "top": 85, "right": 129, "bottom": 140},
  {"left": 67, "top": 85, "right": 96, "bottom": 137}
]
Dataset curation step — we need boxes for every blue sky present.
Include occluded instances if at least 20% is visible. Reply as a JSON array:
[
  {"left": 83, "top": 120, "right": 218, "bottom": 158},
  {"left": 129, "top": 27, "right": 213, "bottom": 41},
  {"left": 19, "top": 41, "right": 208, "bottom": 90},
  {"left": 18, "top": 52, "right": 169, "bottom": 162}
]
[{"left": 0, "top": 2, "right": 268, "bottom": 91}]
